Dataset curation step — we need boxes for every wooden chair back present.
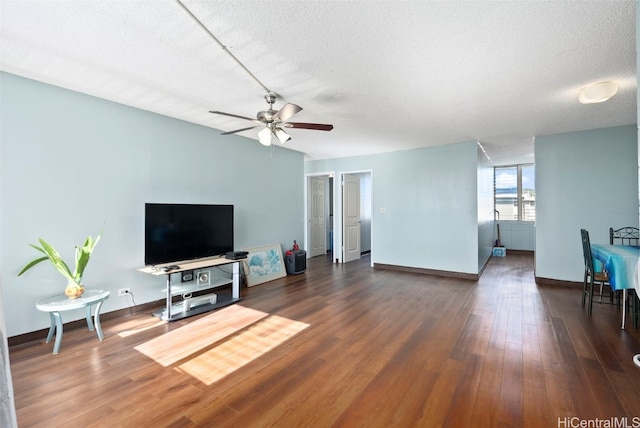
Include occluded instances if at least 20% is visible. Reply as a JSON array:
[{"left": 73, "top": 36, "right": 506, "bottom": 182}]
[{"left": 581, "top": 229, "right": 595, "bottom": 275}]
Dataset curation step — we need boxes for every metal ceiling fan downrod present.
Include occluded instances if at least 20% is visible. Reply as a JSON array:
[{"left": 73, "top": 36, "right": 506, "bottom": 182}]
[{"left": 257, "top": 92, "right": 278, "bottom": 124}]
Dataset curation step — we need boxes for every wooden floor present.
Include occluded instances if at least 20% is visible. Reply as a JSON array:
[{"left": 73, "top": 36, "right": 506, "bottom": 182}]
[{"left": 9, "top": 253, "right": 640, "bottom": 427}]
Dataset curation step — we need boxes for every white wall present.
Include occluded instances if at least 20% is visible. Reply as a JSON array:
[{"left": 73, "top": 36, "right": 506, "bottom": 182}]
[
  {"left": 535, "top": 125, "right": 638, "bottom": 282},
  {"left": 306, "top": 141, "right": 481, "bottom": 274},
  {"left": 495, "top": 221, "right": 535, "bottom": 251},
  {"left": 0, "top": 72, "right": 305, "bottom": 337}
]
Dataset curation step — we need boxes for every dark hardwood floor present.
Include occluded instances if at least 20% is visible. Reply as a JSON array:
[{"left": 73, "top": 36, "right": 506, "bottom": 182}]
[{"left": 9, "top": 253, "right": 640, "bottom": 427}]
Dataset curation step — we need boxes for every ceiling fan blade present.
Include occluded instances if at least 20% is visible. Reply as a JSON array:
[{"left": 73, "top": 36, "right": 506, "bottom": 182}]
[
  {"left": 221, "top": 125, "right": 261, "bottom": 135},
  {"left": 273, "top": 103, "right": 302, "bottom": 122},
  {"left": 209, "top": 110, "right": 257, "bottom": 122},
  {"left": 284, "top": 122, "right": 334, "bottom": 131}
]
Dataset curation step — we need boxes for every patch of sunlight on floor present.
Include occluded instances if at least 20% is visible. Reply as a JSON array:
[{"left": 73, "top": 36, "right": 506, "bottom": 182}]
[
  {"left": 134, "top": 305, "right": 268, "bottom": 366},
  {"left": 178, "top": 315, "right": 309, "bottom": 385}
]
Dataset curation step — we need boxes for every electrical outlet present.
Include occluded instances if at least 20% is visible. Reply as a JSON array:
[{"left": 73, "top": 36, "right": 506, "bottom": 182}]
[{"left": 118, "top": 287, "right": 131, "bottom": 296}]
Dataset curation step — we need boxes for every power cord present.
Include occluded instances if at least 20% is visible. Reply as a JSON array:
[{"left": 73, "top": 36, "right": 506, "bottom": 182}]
[
  {"left": 122, "top": 289, "right": 137, "bottom": 317},
  {"left": 123, "top": 289, "right": 137, "bottom": 306}
]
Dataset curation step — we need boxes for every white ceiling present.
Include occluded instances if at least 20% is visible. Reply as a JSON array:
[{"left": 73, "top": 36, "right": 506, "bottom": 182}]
[{"left": 0, "top": 1, "right": 636, "bottom": 164}]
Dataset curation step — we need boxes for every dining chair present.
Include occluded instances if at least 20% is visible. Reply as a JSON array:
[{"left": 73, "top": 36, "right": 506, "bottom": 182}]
[
  {"left": 609, "top": 226, "right": 640, "bottom": 246},
  {"left": 581, "top": 229, "right": 612, "bottom": 316}
]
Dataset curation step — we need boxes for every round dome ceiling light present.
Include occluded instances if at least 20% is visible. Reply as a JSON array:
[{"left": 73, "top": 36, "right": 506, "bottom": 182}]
[{"left": 579, "top": 81, "right": 619, "bottom": 104}]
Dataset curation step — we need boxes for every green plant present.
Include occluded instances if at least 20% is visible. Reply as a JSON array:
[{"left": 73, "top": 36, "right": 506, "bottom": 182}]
[{"left": 17, "top": 230, "right": 102, "bottom": 285}]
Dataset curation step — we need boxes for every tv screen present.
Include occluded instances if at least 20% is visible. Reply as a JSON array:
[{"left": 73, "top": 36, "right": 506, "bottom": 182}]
[{"left": 144, "top": 203, "right": 234, "bottom": 265}]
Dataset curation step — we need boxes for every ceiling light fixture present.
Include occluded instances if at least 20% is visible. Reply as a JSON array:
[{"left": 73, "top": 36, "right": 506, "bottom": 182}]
[
  {"left": 257, "top": 127, "right": 272, "bottom": 146},
  {"left": 579, "top": 81, "right": 619, "bottom": 104},
  {"left": 274, "top": 128, "right": 291, "bottom": 144},
  {"left": 258, "top": 125, "right": 292, "bottom": 146}
]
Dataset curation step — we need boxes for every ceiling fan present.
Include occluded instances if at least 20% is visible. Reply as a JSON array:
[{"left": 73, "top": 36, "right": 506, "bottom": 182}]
[{"left": 209, "top": 92, "right": 333, "bottom": 146}]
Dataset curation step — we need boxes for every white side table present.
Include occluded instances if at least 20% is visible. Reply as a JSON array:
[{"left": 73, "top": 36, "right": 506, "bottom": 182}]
[{"left": 35, "top": 289, "right": 110, "bottom": 354}]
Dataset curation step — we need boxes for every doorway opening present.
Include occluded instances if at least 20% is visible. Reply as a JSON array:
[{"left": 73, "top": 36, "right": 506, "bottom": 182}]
[
  {"left": 305, "top": 173, "right": 334, "bottom": 259},
  {"left": 305, "top": 170, "right": 372, "bottom": 265}
]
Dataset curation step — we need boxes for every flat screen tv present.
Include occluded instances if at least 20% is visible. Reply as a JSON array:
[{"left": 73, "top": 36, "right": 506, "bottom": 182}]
[{"left": 144, "top": 203, "right": 234, "bottom": 266}]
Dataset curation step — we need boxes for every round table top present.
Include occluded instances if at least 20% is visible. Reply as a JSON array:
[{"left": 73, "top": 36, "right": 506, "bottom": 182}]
[{"left": 36, "top": 289, "right": 110, "bottom": 312}]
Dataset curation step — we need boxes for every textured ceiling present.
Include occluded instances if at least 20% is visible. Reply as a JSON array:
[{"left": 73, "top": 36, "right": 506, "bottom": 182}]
[{"left": 0, "top": 0, "right": 636, "bottom": 164}]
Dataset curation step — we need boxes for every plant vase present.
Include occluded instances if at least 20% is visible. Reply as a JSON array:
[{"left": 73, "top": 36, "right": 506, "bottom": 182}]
[{"left": 65, "top": 281, "right": 85, "bottom": 299}]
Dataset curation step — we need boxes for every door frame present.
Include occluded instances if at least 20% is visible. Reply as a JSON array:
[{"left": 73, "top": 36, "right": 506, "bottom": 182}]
[
  {"left": 337, "top": 169, "right": 373, "bottom": 266},
  {"left": 342, "top": 173, "right": 361, "bottom": 263},
  {"left": 304, "top": 171, "right": 336, "bottom": 260}
]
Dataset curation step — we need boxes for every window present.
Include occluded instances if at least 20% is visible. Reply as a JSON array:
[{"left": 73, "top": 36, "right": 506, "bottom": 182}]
[{"left": 494, "top": 164, "right": 535, "bottom": 221}]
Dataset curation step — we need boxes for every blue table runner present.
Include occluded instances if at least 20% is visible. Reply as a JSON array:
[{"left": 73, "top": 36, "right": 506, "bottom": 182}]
[{"left": 590, "top": 244, "right": 640, "bottom": 291}]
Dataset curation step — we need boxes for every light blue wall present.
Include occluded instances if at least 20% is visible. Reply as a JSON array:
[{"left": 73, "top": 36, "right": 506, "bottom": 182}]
[
  {"left": 477, "top": 145, "right": 494, "bottom": 268},
  {"left": 306, "top": 141, "right": 481, "bottom": 274},
  {"left": 0, "top": 72, "right": 305, "bottom": 337},
  {"left": 535, "top": 125, "right": 638, "bottom": 282}
]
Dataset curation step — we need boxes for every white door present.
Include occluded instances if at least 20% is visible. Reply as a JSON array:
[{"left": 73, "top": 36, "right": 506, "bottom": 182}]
[
  {"left": 309, "top": 177, "right": 326, "bottom": 257},
  {"left": 343, "top": 174, "right": 361, "bottom": 262}
]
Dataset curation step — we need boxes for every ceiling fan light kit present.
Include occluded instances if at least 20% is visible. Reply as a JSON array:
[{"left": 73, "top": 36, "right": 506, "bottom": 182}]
[
  {"left": 257, "top": 126, "right": 293, "bottom": 146},
  {"left": 258, "top": 127, "right": 273, "bottom": 146},
  {"left": 274, "top": 127, "right": 291, "bottom": 144},
  {"left": 579, "top": 81, "right": 619, "bottom": 104}
]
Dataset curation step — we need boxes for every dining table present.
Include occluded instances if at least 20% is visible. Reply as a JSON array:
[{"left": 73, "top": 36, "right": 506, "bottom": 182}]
[{"left": 590, "top": 243, "right": 640, "bottom": 329}]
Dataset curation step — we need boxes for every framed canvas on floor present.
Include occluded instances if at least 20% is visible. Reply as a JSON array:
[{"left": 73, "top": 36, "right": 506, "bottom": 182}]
[{"left": 243, "top": 244, "right": 286, "bottom": 287}]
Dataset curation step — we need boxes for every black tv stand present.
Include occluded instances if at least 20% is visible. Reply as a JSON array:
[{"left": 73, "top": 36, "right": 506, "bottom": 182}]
[{"left": 138, "top": 257, "right": 241, "bottom": 321}]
